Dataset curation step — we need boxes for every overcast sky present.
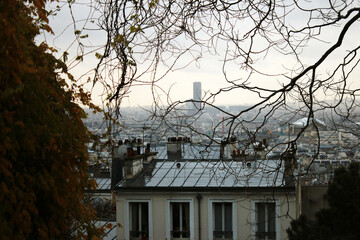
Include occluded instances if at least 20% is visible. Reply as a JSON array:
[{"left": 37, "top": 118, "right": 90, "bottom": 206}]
[{"left": 44, "top": 1, "right": 360, "bottom": 108}]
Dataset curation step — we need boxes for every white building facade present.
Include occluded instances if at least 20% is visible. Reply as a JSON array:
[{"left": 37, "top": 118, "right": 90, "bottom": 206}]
[{"left": 115, "top": 159, "right": 296, "bottom": 240}]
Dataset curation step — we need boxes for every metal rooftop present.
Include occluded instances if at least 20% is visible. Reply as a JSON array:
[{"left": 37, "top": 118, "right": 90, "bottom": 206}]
[
  {"left": 117, "top": 159, "right": 285, "bottom": 189},
  {"left": 95, "top": 178, "right": 111, "bottom": 190}
]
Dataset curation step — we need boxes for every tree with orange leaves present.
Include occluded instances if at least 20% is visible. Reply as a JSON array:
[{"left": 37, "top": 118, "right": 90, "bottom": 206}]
[{"left": 0, "top": 0, "right": 101, "bottom": 239}]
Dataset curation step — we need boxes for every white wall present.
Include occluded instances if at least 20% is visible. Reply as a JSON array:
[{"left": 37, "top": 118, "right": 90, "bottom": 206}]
[{"left": 116, "top": 191, "right": 296, "bottom": 240}]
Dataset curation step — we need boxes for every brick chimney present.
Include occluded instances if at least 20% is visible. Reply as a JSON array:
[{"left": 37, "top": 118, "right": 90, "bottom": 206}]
[
  {"left": 167, "top": 137, "right": 190, "bottom": 160},
  {"left": 220, "top": 135, "right": 237, "bottom": 159},
  {"left": 282, "top": 142, "right": 297, "bottom": 187},
  {"left": 111, "top": 140, "right": 127, "bottom": 190},
  {"left": 112, "top": 139, "right": 158, "bottom": 189}
]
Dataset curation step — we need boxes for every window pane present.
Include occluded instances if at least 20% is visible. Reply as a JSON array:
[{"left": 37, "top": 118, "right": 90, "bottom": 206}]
[
  {"left": 224, "top": 203, "right": 233, "bottom": 238},
  {"left": 182, "top": 203, "right": 190, "bottom": 238},
  {"left": 172, "top": 203, "right": 180, "bottom": 238},
  {"left": 214, "top": 203, "right": 223, "bottom": 238},
  {"left": 130, "top": 203, "right": 139, "bottom": 238},
  {"left": 256, "top": 203, "right": 265, "bottom": 239},
  {"left": 267, "top": 203, "right": 276, "bottom": 240},
  {"left": 141, "top": 202, "right": 149, "bottom": 238}
]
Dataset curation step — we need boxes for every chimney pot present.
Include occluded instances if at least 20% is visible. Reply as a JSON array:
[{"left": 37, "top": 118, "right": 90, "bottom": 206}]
[
  {"left": 137, "top": 146, "right": 141, "bottom": 155},
  {"left": 127, "top": 146, "right": 133, "bottom": 157},
  {"left": 145, "top": 143, "right": 150, "bottom": 153},
  {"left": 167, "top": 140, "right": 182, "bottom": 159}
]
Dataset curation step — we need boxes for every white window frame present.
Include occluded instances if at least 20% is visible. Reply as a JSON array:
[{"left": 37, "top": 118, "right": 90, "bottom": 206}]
[
  {"left": 208, "top": 199, "right": 237, "bottom": 240},
  {"left": 251, "top": 199, "right": 280, "bottom": 240},
  {"left": 166, "top": 199, "right": 195, "bottom": 240},
  {"left": 125, "top": 199, "right": 153, "bottom": 240}
]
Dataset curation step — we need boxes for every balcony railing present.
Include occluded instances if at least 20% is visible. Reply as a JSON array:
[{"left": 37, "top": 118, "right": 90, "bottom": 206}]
[
  {"left": 171, "top": 230, "right": 190, "bottom": 239},
  {"left": 256, "top": 231, "right": 276, "bottom": 240},
  {"left": 213, "top": 230, "right": 233, "bottom": 240},
  {"left": 129, "top": 230, "right": 148, "bottom": 240}
]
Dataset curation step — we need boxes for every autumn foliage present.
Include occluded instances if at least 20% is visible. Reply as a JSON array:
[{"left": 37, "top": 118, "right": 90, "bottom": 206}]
[{"left": 0, "top": 0, "right": 100, "bottom": 239}]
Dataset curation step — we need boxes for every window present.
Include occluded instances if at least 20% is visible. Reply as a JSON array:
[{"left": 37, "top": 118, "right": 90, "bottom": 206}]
[
  {"left": 208, "top": 200, "right": 236, "bottom": 240},
  {"left": 170, "top": 202, "right": 190, "bottom": 239},
  {"left": 213, "top": 202, "right": 233, "bottom": 240},
  {"left": 129, "top": 202, "right": 149, "bottom": 240},
  {"left": 166, "top": 200, "right": 194, "bottom": 240},
  {"left": 255, "top": 203, "right": 276, "bottom": 240}
]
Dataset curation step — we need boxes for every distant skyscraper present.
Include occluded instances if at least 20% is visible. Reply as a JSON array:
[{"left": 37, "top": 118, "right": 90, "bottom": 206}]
[{"left": 193, "top": 82, "right": 202, "bottom": 111}]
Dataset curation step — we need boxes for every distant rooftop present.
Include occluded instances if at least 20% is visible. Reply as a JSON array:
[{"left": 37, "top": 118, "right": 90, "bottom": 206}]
[
  {"left": 94, "top": 177, "right": 111, "bottom": 191},
  {"left": 292, "top": 117, "right": 325, "bottom": 127}
]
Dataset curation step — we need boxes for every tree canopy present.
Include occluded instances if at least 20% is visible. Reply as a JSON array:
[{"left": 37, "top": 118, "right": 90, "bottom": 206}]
[
  {"left": 0, "top": 0, "right": 100, "bottom": 239},
  {"left": 287, "top": 162, "right": 360, "bottom": 240}
]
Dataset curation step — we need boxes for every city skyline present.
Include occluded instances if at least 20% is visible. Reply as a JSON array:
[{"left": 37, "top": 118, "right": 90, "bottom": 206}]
[{"left": 45, "top": 1, "right": 360, "bottom": 108}]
